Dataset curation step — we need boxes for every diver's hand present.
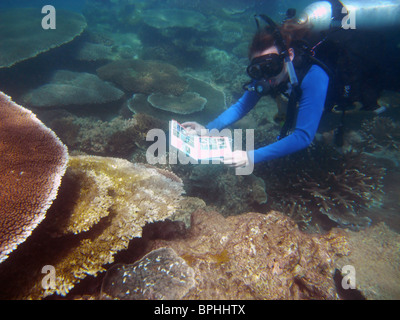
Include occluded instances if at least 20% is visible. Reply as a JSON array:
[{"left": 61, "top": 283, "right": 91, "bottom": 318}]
[
  {"left": 181, "top": 121, "right": 206, "bottom": 135},
  {"left": 222, "top": 150, "right": 250, "bottom": 168}
]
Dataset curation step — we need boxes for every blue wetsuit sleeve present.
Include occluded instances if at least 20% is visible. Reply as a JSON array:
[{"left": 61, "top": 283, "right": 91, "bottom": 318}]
[
  {"left": 248, "top": 65, "right": 329, "bottom": 164},
  {"left": 205, "top": 90, "right": 260, "bottom": 131}
]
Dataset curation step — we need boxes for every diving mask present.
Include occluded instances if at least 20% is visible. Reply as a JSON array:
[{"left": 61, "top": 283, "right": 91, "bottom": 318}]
[{"left": 246, "top": 53, "right": 284, "bottom": 80}]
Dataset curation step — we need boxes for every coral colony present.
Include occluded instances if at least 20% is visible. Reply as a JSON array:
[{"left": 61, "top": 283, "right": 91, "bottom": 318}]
[
  {"left": 0, "top": 92, "right": 68, "bottom": 263},
  {"left": 0, "top": 1, "right": 399, "bottom": 300}
]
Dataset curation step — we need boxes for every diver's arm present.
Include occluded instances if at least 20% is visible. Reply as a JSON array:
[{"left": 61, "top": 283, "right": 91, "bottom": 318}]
[
  {"left": 248, "top": 65, "right": 329, "bottom": 163},
  {"left": 205, "top": 90, "right": 260, "bottom": 131}
]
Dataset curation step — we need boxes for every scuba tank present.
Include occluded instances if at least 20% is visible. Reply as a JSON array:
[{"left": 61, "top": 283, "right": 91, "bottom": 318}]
[{"left": 299, "top": 0, "right": 400, "bottom": 32}]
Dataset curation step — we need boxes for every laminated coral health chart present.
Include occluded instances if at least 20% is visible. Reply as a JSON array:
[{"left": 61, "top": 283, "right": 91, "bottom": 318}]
[{"left": 169, "top": 120, "right": 233, "bottom": 161}]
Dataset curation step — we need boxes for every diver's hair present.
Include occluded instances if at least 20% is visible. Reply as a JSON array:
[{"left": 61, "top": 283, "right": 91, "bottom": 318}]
[{"left": 248, "top": 19, "right": 311, "bottom": 59}]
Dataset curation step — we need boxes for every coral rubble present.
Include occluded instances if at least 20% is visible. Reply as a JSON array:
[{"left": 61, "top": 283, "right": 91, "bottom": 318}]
[{"left": 0, "top": 92, "right": 68, "bottom": 263}]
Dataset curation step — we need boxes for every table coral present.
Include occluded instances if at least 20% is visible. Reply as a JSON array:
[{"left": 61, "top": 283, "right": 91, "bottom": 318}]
[
  {"left": 127, "top": 76, "right": 226, "bottom": 124},
  {"left": 21, "top": 70, "right": 124, "bottom": 108},
  {"left": 146, "top": 209, "right": 349, "bottom": 299},
  {"left": 147, "top": 92, "right": 207, "bottom": 115},
  {"left": 0, "top": 92, "right": 68, "bottom": 263},
  {"left": 0, "top": 8, "right": 86, "bottom": 68},
  {"left": 96, "top": 59, "right": 188, "bottom": 95},
  {"left": 0, "top": 156, "right": 184, "bottom": 299}
]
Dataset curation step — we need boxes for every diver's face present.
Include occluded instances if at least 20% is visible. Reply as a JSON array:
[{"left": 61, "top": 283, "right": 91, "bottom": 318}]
[{"left": 251, "top": 46, "right": 294, "bottom": 86}]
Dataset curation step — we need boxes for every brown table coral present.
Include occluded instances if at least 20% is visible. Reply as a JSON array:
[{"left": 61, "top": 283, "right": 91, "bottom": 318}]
[
  {"left": 145, "top": 209, "right": 349, "bottom": 300},
  {"left": 0, "top": 155, "right": 185, "bottom": 299},
  {"left": 0, "top": 92, "right": 68, "bottom": 263}
]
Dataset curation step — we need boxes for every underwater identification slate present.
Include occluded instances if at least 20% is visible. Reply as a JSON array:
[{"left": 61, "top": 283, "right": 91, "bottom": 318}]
[{"left": 169, "top": 120, "right": 233, "bottom": 161}]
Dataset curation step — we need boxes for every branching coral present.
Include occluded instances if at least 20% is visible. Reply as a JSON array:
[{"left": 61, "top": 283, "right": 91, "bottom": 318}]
[
  {"left": 147, "top": 92, "right": 207, "bottom": 115},
  {"left": 254, "top": 142, "right": 385, "bottom": 231},
  {"left": 181, "top": 165, "right": 267, "bottom": 216},
  {"left": 360, "top": 116, "right": 400, "bottom": 152},
  {"left": 42, "top": 112, "right": 166, "bottom": 159}
]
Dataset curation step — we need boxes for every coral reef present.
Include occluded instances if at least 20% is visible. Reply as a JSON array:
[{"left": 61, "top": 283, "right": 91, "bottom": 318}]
[
  {"left": 21, "top": 70, "right": 124, "bottom": 108},
  {"left": 127, "top": 76, "right": 226, "bottom": 124},
  {"left": 0, "top": 156, "right": 184, "bottom": 299},
  {"left": 74, "top": 42, "right": 114, "bottom": 62},
  {"left": 254, "top": 143, "right": 385, "bottom": 231},
  {"left": 140, "top": 8, "right": 208, "bottom": 30},
  {"left": 147, "top": 92, "right": 207, "bottom": 115},
  {"left": 145, "top": 209, "right": 349, "bottom": 299},
  {"left": 336, "top": 223, "right": 400, "bottom": 299},
  {"left": 377, "top": 90, "right": 400, "bottom": 109},
  {"left": 0, "top": 92, "right": 68, "bottom": 263},
  {"left": 96, "top": 59, "right": 188, "bottom": 95},
  {"left": 38, "top": 110, "right": 166, "bottom": 159},
  {"left": 101, "top": 247, "right": 195, "bottom": 300},
  {"left": 183, "top": 165, "right": 267, "bottom": 216},
  {"left": 360, "top": 116, "right": 400, "bottom": 153},
  {"left": 0, "top": 8, "right": 86, "bottom": 68},
  {"left": 202, "top": 47, "right": 246, "bottom": 86}
]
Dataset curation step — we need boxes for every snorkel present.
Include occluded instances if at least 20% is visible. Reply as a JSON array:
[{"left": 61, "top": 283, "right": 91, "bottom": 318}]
[{"left": 244, "top": 14, "right": 299, "bottom": 95}]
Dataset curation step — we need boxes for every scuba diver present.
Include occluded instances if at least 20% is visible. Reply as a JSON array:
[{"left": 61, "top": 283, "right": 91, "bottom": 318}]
[
  {"left": 182, "top": 0, "right": 400, "bottom": 168},
  {"left": 183, "top": 13, "right": 330, "bottom": 168}
]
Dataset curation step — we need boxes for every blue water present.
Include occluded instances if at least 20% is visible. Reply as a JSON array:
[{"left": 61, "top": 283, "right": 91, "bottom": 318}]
[
  {"left": 0, "top": 0, "right": 316, "bottom": 15},
  {"left": 0, "top": 0, "right": 84, "bottom": 12},
  {"left": 0, "top": 0, "right": 399, "bottom": 300}
]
